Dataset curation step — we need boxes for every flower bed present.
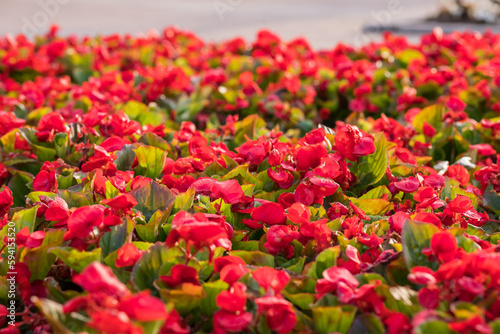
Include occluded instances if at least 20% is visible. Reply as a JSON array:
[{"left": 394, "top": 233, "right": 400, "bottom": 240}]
[{"left": 1, "top": 25, "right": 500, "bottom": 333}]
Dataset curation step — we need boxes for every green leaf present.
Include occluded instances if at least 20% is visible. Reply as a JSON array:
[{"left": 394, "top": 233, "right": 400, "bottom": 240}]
[
  {"left": 12, "top": 206, "right": 38, "bottom": 233},
  {"left": 456, "top": 235, "right": 481, "bottom": 253},
  {"left": 115, "top": 144, "right": 136, "bottom": 171},
  {"left": 58, "top": 189, "right": 90, "bottom": 208},
  {"left": 0, "top": 206, "right": 37, "bottom": 248},
  {"left": 1, "top": 129, "right": 18, "bottom": 154},
  {"left": 32, "top": 144, "right": 57, "bottom": 162},
  {"left": 158, "top": 281, "right": 206, "bottom": 315},
  {"left": 490, "top": 321, "right": 500, "bottom": 334},
  {"left": 123, "top": 101, "right": 164, "bottom": 127},
  {"left": 360, "top": 186, "right": 391, "bottom": 200},
  {"left": 132, "top": 243, "right": 182, "bottom": 292},
  {"left": 395, "top": 49, "right": 425, "bottom": 67},
  {"left": 130, "top": 181, "right": 175, "bottom": 221},
  {"left": 133, "top": 145, "right": 167, "bottom": 179},
  {"left": 200, "top": 280, "right": 229, "bottom": 316},
  {"left": 105, "top": 180, "right": 120, "bottom": 199},
  {"left": 138, "top": 320, "right": 165, "bottom": 334},
  {"left": 7, "top": 171, "right": 33, "bottom": 207},
  {"left": 136, "top": 209, "right": 170, "bottom": 243},
  {"left": 222, "top": 154, "right": 239, "bottom": 171},
  {"left": 172, "top": 187, "right": 195, "bottom": 213},
  {"left": 231, "top": 250, "right": 274, "bottom": 267},
  {"left": 316, "top": 246, "right": 340, "bottom": 279},
  {"left": 232, "top": 241, "right": 260, "bottom": 251},
  {"left": 54, "top": 133, "right": 69, "bottom": 158},
  {"left": 26, "top": 191, "right": 57, "bottom": 203},
  {"left": 283, "top": 256, "right": 306, "bottom": 274},
  {"left": 138, "top": 132, "right": 171, "bottom": 152},
  {"left": 203, "top": 161, "right": 227, "bottom": 177},
  {"left": 313, "top": 305, "right": 357, "bottom": 334},
  {"left": 49, "top": 247, "right": 101, "bottom": 273},
  {"left": 100, "top": 221, "right": 130, "bottom": 258},
  {"left": 348, "top": 314, "right": 384, "bottom": 334},
  {"left": 234, "top": 114, "right": 266, "bottom": 146},
  {"left": 33, "top": 297, "right": 89, "bottom": 334},
  {"left": 283, "top": 291, "right": 316, "bottom": 310},
  {"left": 357, "top": 133, "right": 388, "bottom": 188},
  {"left": 483, "top": 187, "right": 500, "bottom": 214},
  {"left": 350, "top": 198, "right": 394, "bottom": 216},
  {"left": 413, "top": 105, "right": 443, "bottom": 134},
  {"left": 402, "top": 220, "right": 439, "bottom": 270},
  {"left": 416, "top": 321, "right": 454, "bottom": 334}
]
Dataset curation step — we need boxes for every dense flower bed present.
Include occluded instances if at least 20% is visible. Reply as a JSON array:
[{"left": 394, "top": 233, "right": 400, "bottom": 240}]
[{"left": 2, "top": 25, "right": 500, "bottom": 333}]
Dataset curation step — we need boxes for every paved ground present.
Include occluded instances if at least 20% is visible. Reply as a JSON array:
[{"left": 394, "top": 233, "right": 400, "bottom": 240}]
[{"left": 0, "top": 0, "right": 493, "bottom": 49}]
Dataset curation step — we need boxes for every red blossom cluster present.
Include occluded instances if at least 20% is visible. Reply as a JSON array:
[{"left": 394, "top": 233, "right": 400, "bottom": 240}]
[{"left": 2, "top": 26, "right": 500, "bottom": 334}]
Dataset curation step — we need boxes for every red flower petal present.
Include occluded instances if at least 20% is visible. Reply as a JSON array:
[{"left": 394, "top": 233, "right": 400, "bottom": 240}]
[
  {"left": 101, "top": 193, "right": 138, "bottom": 210},
  {"left": 67, "top": 206, "right": 104, "bottom": 239},
  {"left": 394, "top": 177, "right": 420, "bottom": 193},
  {"left": 73, "top": 262, "right": 129, "bottom": 296},
  {"left": 251, "top": 202, "right": 286, "bottom": 226},
  {"left": 252, "top": 267, "right": 290, "bottom": 294},
  {"left": 118, "top": 291, "right": 167, "bottom": 321}
]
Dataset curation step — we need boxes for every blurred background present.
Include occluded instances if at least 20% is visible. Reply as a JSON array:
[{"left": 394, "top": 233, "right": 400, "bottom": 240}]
[{"left": 1, "top": 0, "right": 499, "bottom": 49}]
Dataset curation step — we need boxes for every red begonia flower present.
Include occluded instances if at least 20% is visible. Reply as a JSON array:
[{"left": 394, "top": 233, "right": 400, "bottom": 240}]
[
  {"left": 255, "top": 296, "right": 297, "bottom": 334},
  {"left": 423, "top": 174, "right": 445, "bottom": 188},
  {"left": 309, "top": 176, "right": 339, "bottom": 196},
  {"left": 160, "top": 264, "right": 200, "bottom": 288},
  {"left": 160, "top": 309, "right": 190, "bottom": 334},
  {"left": 470, "top": 143, "right": 496, "bottom": 156},
  {"left": 446, "top": 96, "right": 466, "bottom": 112},
  {"left": 413, "top": 212, "right": 442, "bottom": 229},
  {"left": 100, "top": 136, "right": 129, "bottom": 152},
  {"left": 430, "top": 231, "right": 457, "bottom": 263},
  {"left": 389, "top": 211, "right": 409, "bottom": 234},
  {"left": 264, "top": 225, "right": 299, "bottom": 258},
  {"left": 214, "top": 256, "right": 246, "bottom": 273},
  {"left": 0, "top": 186, "right": 13, "bottom": 218},
  {"left": 118, "top": 291, "right": 167, "bottom": 321},
  {"left": 393, "top": 176, "right": 420, "bottom": 193},
  {"left": 294, "top": 183, "right": 315, "bottom": 206},
  {"left": 213, "top": 310, "right": 253, "bottom": 334},
  {"left": 167, "top": 211, "right": 229, "bottom": 250},
  {"left": 286, "top": 202, "right": 310, "bottom": 225},
  {"left": 115, "top": 243, "right": 143, "bottom": 268},
  {"left": 445, "top": 165, "right": 470, "bottom": 186},
  {"left": 32, "top": 170, "right": 58, "bottom": 193},
  {"left": 73, "top": 262, "right": 129, "bottom": 296},
  {"left": 408, "top": 266, "right": 437, "bottom": 285},
  {"left": 296, "top": 145, "right": 327, "bottom": 171},
  {"left": 449, "top": 315, "right": 491, "bottom": 334},
  {"left": 422, "top": 121, "right": 437, "bottom": 137},
  {"left": 211, "top": 180, "right": 244, "bottom": 204},
  {"left": 447, "top": 195, "right": 472, "bottom": 214},
  {"left": 216, "top": 282, "right": 247, "bottom": 313},
  {"left": 0, "top": 111, "right": 25, "bottom": 136},
  {"left": 66, "top": 205, "right": 104, "bottom": 239},
  {"left": 101, "top": 193, "right": 138, "bottom": 210},
  {"left": 88, "top": 310, "right": 141, "bottom": 334},
  {"left": 316, "top": 266, "right": 359, "bottom": 297},
  {"left": 418, "top": 287, "right": 440, "bottom": 309},
  {"left": 25, "top": 231, "right": 45, "bottom": 249},
  {"left": 251, "top": 202, "right": 286, "bottom": 226},
  {"left": 220, "top": 263, "right": 248, "bottom": 285},
  {"left": 334, "top": 124, "right": 375, "bottom": 161},
  {"left": 252, "top": 267, "right": 290, "bottom": 295}
]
